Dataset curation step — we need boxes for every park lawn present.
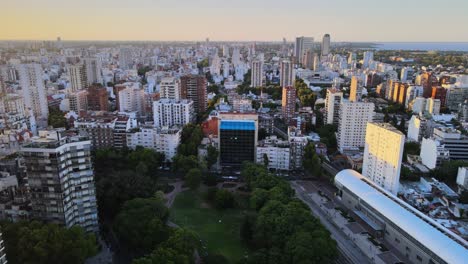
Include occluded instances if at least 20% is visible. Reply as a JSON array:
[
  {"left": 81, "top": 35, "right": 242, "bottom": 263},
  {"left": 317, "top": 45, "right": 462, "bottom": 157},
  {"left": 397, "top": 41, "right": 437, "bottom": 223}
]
[{"left": 169, "top": 190, "right": 250, "bottom": 263}]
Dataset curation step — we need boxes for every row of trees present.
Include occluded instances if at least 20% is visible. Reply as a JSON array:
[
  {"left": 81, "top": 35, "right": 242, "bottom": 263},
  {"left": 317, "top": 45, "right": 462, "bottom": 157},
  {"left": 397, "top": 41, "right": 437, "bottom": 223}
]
[
  {"left": 236, "top": 84, "right": 283, "bottom": 101},
  {"left": 0, "top": 221, "right": 98, "bottom": 264},
  {"left": 240, "top": 163, "right": 338, "bottom": 263}
]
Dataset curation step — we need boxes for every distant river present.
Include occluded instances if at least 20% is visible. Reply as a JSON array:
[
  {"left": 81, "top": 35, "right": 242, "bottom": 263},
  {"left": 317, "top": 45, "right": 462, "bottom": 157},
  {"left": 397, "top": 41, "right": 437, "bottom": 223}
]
[{"left": 374, "top": 42, "right": 468, "bottom": 51}]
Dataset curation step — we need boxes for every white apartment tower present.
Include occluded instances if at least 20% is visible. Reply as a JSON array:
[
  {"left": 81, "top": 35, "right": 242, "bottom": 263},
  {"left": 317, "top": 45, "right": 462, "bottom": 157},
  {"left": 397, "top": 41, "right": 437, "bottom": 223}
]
[
  {"left": 362, "top": 51, "right": 374, "bottom": 68},
  {"left": 119, "top": 47, "right": 133, "bottom": 70},
  {"left": 362, "top": 123, "right": 405, "bottom": 195},
  {"left": 222, "top": 45, "right": 230, "bottom": 58},
  {"left": 426, "top": 98, "right": 441, "bottom": 115},
  {"left": 321, "top": 34, "right": 331, "bottom": 56},
  {"left": 251, "top": 60, "right": 264, "bottom": 88},
  {"left": 126, "top": 126, "right": 181, "bottom": 161},
  {"left": 160, "top": 77, "right": 181, "bottom": 100},
  {"left": 325, "top": 88, "right": 343, "bottom": 125},
  {"left": 337, "top": 101, "right": 375, "bottom": 152},
  {"left": 17, "top": 64, "right": 49, "bottom": 119},
  {"left": 280, "top": 60, "right": 295, "bottom": 88},
  {"left": 405, "top": 85, "right": 423, "bottom": 108},
  {"left": 118, "top": 86, "right": 145, "bottom": 115},
  {"left": 153, "top": 99, "right": 194, "bottom": 128},
  {"left": 21, "top": 129, "right": 99, "bottom": 232}
]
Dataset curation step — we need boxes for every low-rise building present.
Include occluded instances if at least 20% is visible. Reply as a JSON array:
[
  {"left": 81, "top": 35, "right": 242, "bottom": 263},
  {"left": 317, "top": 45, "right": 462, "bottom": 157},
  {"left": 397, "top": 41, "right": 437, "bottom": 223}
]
[
  {"left": 256, "top": 136, "right": 290, "bottom": 171},
  {"left": 335, "top": 170, "right": 468, "bottom": 264},
  {"left": 126, "top": 126, "right": 181, "bottom": 161}
]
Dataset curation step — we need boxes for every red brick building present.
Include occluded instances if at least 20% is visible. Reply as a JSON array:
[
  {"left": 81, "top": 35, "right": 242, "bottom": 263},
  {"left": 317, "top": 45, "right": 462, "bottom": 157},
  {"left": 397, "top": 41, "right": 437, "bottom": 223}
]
[
  {"left": 87, "top": 84, "right": 109, "bottom": 111},
  {"left": 180, "top": 74, "right": 207, "bottom": 115}
]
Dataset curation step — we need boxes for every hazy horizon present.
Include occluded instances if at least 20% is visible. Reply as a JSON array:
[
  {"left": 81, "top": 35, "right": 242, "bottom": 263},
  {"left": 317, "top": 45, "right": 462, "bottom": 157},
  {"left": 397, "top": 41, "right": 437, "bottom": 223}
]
[{"left": 2, "top": 0, "right": 468, "bottom": 42}]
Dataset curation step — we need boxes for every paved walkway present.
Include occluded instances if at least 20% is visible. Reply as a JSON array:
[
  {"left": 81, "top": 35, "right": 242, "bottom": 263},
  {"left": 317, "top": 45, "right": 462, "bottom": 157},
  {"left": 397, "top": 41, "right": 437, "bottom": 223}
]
[
  {"left": 165, "top": 181, "right": 185, "bottom": 208},
  {"left": 85, "top": 237, "right": 113, "bottom": 264}
]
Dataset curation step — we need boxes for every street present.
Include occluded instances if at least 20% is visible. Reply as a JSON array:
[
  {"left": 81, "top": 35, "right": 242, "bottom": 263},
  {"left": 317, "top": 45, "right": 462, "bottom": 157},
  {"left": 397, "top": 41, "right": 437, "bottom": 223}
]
[{"left": 291, "top": 181, "right": 372, "bottom": 264}]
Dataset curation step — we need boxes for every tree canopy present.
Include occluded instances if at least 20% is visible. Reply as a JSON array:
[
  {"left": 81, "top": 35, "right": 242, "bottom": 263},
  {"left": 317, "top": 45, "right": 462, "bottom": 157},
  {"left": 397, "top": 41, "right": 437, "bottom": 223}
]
[
  {"left": 239, "top": 163, "right": 338, "bottom": 263},
  {"left": 94, "top": 147, "right": 164, "bottom": 220},
  {"left": 1, "top": 221, "right": 98, "bottom": 264},
  {"left": 132, "top": 229, "right": 200, "bottom": 264},
  {"left": 48, "top": 107, "right": 68, "bottom": 128},
  {"left": 114, "top": 197, "right": 170, "bottom": 253}
]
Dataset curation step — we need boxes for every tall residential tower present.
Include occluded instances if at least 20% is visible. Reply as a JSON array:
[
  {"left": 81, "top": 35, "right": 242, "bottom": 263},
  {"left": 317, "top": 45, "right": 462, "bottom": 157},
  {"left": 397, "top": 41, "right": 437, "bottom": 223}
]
[
  {"left": 362, "top": 123, "right": 405, "bottom": 194},
  {"left": 21, "top": 129, "right": 99, "bottom": 232}
]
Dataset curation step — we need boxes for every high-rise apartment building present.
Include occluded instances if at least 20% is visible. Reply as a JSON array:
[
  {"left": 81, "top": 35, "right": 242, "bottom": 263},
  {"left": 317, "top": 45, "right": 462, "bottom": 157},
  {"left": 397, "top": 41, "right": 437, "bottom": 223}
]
[
  {"left": 87, "top": 84, "right": 108, "bottom": 111},
  {"left": 431, "top": 86, "right": 447, "bottom": 108},
  {"left": 119, "top": 47, "right": 132, "bottom": 70},
  {"left": 251, "top": 60, "right": 263, "bottom": 88},
  {"left": 459, "top": 100, "right": 468, "bottom": 122},
  {"left": 153, "top": 99, "right": 194, "bottom": 128},
  {"left": 362, "top": 51, "right": 374, "bottom": 68},
  {"left": 280, "top": 60, "right": 295, "bottom": 88},
  {"left": 337, "top": 101, "right": 375, "bottom": 152},
  {"left": 400, "top": 67, "right": 415, "bottom": 82},
  {"left": 17, "top": 64, "right": 49, "bottom": 119},
  {"left": 282, "top": 86, "right": 296, "bottom": 123},
  {"left": 160, "top": 77, "right": 181, "bottom": 100},
  {"left": 68, "top": 90, "right": 88, "bottom": 113},
  {"left": 222, "top": 45, "right": 230, "bottom": 58},
  {"left": 281, "top": 37, "right": 288, "bottom": 57},
  {"left": 74, "top": 116, "right": 116, "bottom": 150},
  {"left": 349, "top": 76, "right": 362, "bottom": 102},
  {"left": 426, "top": 98, "right": 441, "bottom": 115},
  {"left": 362, "top": 123, "right": 405, "bottom": 194},
  {"left": 82, "top": 57, "right": 102, "bottom": 86},
  {"left": 21, "top": 129, "right": 99, "bottom": 232},
  {"left": 180, "top": 74, "right": 207, "bottom": 115},
  {"left": 405, "top": 85, "right": 423, "bottom": 108},
  {"left": 418, "top": 72, "right": 439, "bottom": 98},
  {"left": 325, "top": 88, "right": 343, "bottom": 125},
  {"left": 295, "top": 37, "right": 314, "bottom": 64},
  {"left": 0, "top": 231, "right": 6, "bottom": 264},
  {"left": 321, "top": 34, "right": 331, "bottom": 56},
  {"left": 288, "top": 126, "right": 308, "bottom": 170},
  {"left": 118, "top": 85, "right": 145, "bottom": 115},
  {"left": 302, "top": 50, "right": 315, "bottom": 69},
  {"left": 67, "top": 64, "right": 86, "bottom": 92}
]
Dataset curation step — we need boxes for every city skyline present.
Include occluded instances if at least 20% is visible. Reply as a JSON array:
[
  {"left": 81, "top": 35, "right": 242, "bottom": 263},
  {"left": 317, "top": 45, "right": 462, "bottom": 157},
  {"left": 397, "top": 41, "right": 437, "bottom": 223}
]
[{"left": 2, "top": 0, "right": 468, "bottom": 42}]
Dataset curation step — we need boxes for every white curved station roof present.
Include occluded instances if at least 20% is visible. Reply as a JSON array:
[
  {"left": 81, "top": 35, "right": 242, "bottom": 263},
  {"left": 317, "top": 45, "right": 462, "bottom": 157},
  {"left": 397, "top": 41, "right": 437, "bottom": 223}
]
[{"left": 335, "top": 169, "right": 468, "bottom": 264}]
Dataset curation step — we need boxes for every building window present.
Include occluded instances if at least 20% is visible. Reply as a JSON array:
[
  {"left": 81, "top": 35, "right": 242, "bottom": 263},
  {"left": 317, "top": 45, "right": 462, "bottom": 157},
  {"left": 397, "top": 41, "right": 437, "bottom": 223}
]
[{"left": 416, "top": 255, "right": 422, "bottom": 262}]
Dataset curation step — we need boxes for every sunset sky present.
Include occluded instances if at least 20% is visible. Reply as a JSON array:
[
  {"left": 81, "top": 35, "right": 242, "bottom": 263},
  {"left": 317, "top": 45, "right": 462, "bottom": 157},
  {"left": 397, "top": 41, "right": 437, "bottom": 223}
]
[{"left": 2, "top": 0, "right": 468, "bottom": 42}]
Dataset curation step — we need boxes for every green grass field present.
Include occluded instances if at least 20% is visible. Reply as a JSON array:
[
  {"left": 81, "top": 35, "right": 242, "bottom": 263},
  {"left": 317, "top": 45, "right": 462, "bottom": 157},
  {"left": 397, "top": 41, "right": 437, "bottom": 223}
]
[{"left": 169, "top": 190, "right": 250, "bottom": 263}]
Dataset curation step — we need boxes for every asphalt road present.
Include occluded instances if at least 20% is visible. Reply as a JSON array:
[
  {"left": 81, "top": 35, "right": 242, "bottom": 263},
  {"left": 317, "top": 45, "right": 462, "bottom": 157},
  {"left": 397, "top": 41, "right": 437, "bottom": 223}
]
[{"left": 291, "top": 181, "right": 372, "bottom": 264}]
